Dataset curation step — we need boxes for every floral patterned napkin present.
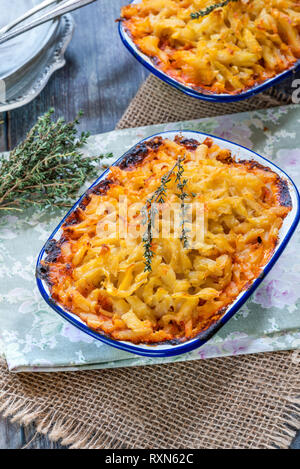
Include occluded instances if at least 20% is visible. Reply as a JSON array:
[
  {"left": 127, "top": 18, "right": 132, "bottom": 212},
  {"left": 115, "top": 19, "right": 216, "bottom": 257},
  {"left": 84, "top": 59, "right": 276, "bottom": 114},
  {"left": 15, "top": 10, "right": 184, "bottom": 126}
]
[{"left": 1, "top": 104, "right": 300, "bottom": 372}]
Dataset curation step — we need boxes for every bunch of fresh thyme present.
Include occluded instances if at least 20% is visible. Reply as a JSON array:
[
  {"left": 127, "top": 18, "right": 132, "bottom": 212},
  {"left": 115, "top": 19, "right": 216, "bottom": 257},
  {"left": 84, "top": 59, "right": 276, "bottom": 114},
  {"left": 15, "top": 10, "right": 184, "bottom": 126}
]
[
  {"left": 0, "top": 109, "right": 112, "bottom": 213},
  {"left": 191, "top": 0, "right": 238, "bottom": 19},
  {"left": 142, "top": 155, "right": 190, "bottom": 272}
]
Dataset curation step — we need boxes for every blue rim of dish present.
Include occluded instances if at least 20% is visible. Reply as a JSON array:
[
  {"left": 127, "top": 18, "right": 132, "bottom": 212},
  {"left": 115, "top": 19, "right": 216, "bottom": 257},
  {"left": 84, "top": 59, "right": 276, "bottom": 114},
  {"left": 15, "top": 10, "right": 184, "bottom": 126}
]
[
  {"left": 36, "top": 130, "right": 300, "bottom": 357},
  {"left": 118, "top": 9, "right": 300, "bottom": 102}
]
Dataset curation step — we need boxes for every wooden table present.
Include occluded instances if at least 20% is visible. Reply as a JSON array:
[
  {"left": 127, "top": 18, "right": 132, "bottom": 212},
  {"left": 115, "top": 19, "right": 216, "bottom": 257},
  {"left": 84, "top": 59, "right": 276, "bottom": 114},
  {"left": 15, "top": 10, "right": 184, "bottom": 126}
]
[{"left": 0, "top": 0, "right": 299, "bottom": 449}]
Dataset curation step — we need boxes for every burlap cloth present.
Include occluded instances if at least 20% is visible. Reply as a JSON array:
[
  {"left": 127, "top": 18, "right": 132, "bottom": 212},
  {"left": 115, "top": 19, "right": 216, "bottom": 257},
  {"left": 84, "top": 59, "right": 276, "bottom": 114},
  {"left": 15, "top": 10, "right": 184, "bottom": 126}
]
[{"left": 1, "top": 75, "right": 299, "bottom": 449}]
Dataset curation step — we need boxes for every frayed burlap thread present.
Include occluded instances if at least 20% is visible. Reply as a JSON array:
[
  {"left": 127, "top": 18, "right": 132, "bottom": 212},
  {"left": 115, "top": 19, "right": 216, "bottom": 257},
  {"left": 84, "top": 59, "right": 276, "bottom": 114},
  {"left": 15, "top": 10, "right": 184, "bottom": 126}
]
[
  {"left": 1, "top": 75, "right": 299, "bottom": 449},
  {"left": 0, "top": 352, "right": 299, "bottom": 449}
]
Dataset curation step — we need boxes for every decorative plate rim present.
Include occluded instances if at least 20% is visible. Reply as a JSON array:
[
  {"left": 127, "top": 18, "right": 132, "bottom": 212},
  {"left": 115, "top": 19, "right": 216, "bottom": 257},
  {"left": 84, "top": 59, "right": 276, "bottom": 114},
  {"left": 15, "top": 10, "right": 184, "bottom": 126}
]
[
  {"left": 118, "top": 0, "right": 300, "bottom": 103},
  {"left": 0, "top": 14, "right": 74, "bottom": 113},
  {"left": 36, "top": 130, "right": 300, "bottom": 357}
]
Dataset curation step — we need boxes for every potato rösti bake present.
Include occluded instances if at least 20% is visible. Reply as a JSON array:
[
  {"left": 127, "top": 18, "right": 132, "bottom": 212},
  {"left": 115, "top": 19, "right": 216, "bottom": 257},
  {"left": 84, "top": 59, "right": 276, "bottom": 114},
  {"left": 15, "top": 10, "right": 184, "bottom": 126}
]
[
  {"left": 121, "top": 0, "right": 300, "bottom": 94},
  {"left": 39, "top": 136, "right": 291, "bottom": 344}
]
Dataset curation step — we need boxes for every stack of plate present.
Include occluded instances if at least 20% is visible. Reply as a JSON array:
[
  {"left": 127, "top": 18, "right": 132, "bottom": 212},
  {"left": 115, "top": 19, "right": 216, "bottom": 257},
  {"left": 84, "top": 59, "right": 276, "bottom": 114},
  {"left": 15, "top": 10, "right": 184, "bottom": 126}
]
[{"left": 0, "top": 0, "right": 74, "bottom": 112}]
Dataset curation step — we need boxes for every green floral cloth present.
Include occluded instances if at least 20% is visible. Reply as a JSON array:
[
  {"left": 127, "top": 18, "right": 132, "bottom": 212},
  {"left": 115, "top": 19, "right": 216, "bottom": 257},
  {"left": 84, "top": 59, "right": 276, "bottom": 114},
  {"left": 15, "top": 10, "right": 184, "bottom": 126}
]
[{"left": 1, "top": 104, "right": 300, "bottom": 372}]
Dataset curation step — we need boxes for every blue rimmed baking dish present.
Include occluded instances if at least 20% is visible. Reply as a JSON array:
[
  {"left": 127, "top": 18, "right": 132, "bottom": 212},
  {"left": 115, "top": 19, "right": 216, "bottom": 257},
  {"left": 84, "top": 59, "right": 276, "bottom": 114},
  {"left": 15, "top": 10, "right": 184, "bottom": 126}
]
[
  {"left": 118, "top": 0, "right": 300, "bottom": 103},
  {"left": 36, "top": 130, "right": 300, "bottom": 357}
]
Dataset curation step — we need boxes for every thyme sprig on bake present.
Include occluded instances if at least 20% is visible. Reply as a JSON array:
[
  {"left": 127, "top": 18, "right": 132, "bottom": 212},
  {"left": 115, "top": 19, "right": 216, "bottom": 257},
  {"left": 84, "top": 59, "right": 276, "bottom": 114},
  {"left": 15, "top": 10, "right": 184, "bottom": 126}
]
[
  {"left": 142, "top": 155, "right": 189, "bottom": 272},
  {"left": 142, "top": 161, "right": 178, "bottom": 272},
  {"left": 191, "top": 0, "right": 238, "bottom": 19},
  {"left": 0, "top": 109, "right": 112, "bottom": 213},
  {"left": 175, "top": 155, "right": 189, "bottom": 248}
]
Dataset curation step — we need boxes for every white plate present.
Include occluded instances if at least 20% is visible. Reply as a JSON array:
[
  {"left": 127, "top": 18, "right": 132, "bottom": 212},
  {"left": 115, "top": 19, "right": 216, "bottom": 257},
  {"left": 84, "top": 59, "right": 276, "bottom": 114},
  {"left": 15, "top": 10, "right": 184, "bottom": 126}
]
[
  {"left": 0, "top": 14, "right": 74, "bottom": 112},
  {"left": 0, "top": 0, "right": 58, "bottom": 80}
]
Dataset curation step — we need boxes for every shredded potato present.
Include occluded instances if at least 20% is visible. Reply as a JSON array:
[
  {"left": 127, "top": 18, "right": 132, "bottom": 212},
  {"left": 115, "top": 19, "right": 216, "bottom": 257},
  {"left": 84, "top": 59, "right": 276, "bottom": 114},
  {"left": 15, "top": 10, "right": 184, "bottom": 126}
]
[
  {"left": 41, "top": 136, "right": 291, "bottom": 344},
  {"left": 121, "top": 0, "right": 300, "bottom": 94}
]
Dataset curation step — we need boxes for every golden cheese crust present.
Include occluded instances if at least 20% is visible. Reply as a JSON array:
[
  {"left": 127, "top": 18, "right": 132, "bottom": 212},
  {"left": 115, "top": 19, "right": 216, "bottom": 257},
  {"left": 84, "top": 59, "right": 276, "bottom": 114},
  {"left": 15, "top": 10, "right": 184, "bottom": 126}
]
[
  {"left": 121, "top": 0, "right": 300, "bottom": 95},
  {"left": 38, "top": 136, "right": 291, "bottom": 344}
]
